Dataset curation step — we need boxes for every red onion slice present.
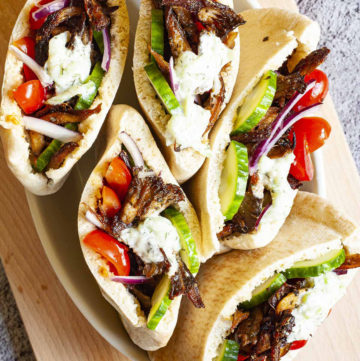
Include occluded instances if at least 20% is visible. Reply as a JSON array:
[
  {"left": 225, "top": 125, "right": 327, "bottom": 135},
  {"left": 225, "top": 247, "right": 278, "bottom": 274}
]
[
  {"left": 111, "top": 276, "right": 150, "bottom": 284},
  {"left": 169, "top": 56, "right": 180, "bottom": 99},
  {"left": 267, "top": 103, "right": 321, "bottom": 151},
  {"left": 32, "top": 0, "right": 70, "bottom": 21},
  {"left": 23, "top": 116, "right": 82, "bottom": 142},
  {"left": 85, "top": 210, "right": 104, "bottom": 229},
  {"left": 249, "top": 81, "right": 316, "bottom": 175},
  {"left": 101, "top": 28, "right": 111, "bottom": 72},
  {"left": 333, "top": 269, "right": 348, "bottom": 276},
  {"left": 254, "top": 202, "right": 272, "bottom": 230},
  {"left": 270, "top": 81, "right": 316, "bottom": 137},
  {"left": 119, "top": 132, "right": 144, "bottom": 167},
  {"left": 10, "top": 45, "right": 53, "bottom": 87}
]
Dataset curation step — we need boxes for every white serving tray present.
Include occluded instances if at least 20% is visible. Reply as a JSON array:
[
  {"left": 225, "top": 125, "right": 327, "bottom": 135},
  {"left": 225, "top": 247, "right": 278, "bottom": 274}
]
[{"left": 25, "top": 0, "right": 325, "bottom": 360}]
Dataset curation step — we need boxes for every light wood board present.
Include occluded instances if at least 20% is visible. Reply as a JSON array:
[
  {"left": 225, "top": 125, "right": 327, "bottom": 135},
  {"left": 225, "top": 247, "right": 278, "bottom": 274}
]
[{"left": 0, "top": 0, "right": 359, "bottom": 360}]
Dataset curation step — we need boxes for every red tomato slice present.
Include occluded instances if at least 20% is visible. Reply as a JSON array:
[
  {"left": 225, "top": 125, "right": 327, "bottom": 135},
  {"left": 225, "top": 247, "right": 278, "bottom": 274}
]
[
  {"left": 290, "top": 137, "right": 314, "bottom": 182},
  {"left": 195, "top": 20, "right": 206, "bottom": 32},
  {"left": 13, "top": 80, "right": 45, "bottom": 114},
  {"left": 237, "top": 355, "right": 249, "bottom": 361},
  {"left": 83, "top": 230, "right": 130, "bottom": 276},
  {"left": 29, "top": 0, "right": 54, "bottom": 30},
  {"left": 292, "top": 117, "right": 331, "bottom": 153},
  {"left": 290, "top": 340, "right": 308, "bottom": 350},
  {"left": 13, "top": 37, "right": 37, "bottom": 81},
  {"left": 293, "top": 69, "right": 329, "bottom": 113},
  {"left": 102, "top": 185, "right": 121, "bottom": 218},
  {"left": 105, "top": 157, "right": 132, "bottom": 201}
]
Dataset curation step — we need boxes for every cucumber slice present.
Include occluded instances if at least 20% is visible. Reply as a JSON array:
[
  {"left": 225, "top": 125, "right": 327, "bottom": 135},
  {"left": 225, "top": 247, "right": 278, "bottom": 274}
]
[
  {"left": 162, "top": 207, "right": 200, "bottom": 274},
  {"left": 147, "top": 275, "right": 172, "bottom": 330},
  {"left": 75, "top": 62, "right": 105, "bottom": 110},
  {"left": 93, "top": 30, "right": 104, "bottom": 54},
  {"left": 240, "top": 273, "right": 286, "bottom": 310},
  {"left": 231, "top": 70, "right": 277, "bottom": 135},
  {"left": 151, "top": 9, "right": 164, "bottom": 56},
  {"left": 144, "top": 62, "right": 181, "bottom": 115},
  {"left": 216, "top": 340, "right": 239, "bottom": 361},
  {"left": 219, "top": 140, "right": 248, "bottom": 221},
  {"left": 284, "top": 248, "right": 346, "bottom": 279},
  {"left": 33, "top": 123, "right": 78, "bottom": 172},
  {"left": 34, "top": 139, "right": 62, "bottom": 172}
]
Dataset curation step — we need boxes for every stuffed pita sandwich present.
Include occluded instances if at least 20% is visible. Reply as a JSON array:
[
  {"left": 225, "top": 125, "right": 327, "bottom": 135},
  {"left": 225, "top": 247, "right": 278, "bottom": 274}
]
[
  {"left": 189, "top": 8, "right": 332, "bottom": 259},
  {"left": 150, "top": 191, "right": 360, "bottom": 361},
  {"left": 0, "top": 0, "right": 129, "bottom": 195},
  {"left": 133, "top": 0, "right": 244, "bottom": 183},
  {"left": 78, "top": 104, "right": 203, "bottom": 351}
]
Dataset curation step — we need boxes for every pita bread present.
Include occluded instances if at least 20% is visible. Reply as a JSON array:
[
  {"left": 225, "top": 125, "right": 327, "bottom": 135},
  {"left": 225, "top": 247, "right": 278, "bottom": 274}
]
[
  {"left": 0, "top": 0, "right": 129, "bottom": 195},
  {"left": 78, "top": 105, "right": 202, "bottom": 351},
  {"left": 188, "top": 8, "right": 321, "bottom": 260},
  {"left": 149, "top": 191, "right": 360, "bottom": 361},
  {"left": 133, "top": 0, "right": 240, "bottom": 184}
]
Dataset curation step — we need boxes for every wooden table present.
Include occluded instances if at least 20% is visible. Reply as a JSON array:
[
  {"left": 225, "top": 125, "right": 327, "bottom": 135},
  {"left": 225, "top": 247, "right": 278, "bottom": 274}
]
[{"left": 0, "top": 0, "right": 359, "bottom": 360}]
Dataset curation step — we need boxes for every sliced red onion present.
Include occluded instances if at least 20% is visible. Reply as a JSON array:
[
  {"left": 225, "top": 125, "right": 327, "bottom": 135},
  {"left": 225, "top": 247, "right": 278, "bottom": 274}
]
[
  {"left": 268, "top": 102, "right": 321, "bottom": 150},
  {"left": 32, "top": 0, "right": 70, "bottom": 21},
  {"left": 333, "top": 269, "right": 348, "bottom": 276},
  {"left": 85, "top": 210, "right": 104, "bottom": 229},
  {"left": 271, "top": 81, "right": 315, "bottom": 135},
  {"left": 10, "top": 45, "right": 53, "bottom": 87},
  {"left": 169, "top": 56, "right": 180, "bottom": 99},
  {"left": 255, "top": 202, "right": 272, "bottom": 229},
  {"left": 119, "top": 132, "right": 144, "bottom": 167},
  {"left": 111, "top": 276, "right": 150, "bottom": 284},
  {"left": 101, "top": 28, "right": 111, "bottom": 72},
  {"left": 249, "top": 81, "right": 316, "bottom": 175},
  {"left": 23, "top": 116, "right": 82, "bottom": 142}
]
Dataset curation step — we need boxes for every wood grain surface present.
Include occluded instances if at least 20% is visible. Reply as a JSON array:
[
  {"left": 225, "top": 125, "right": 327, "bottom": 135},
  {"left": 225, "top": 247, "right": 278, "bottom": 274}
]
[{"left": 0, "top": 1, "right": 359, "bottom": 361}]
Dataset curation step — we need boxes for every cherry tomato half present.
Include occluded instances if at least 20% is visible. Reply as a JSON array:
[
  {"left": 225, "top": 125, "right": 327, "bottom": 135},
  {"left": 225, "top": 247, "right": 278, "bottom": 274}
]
[
  {"left": 83, "top": 230, "right": 130, "bottom": 276},
  {"left": 105, "top": 157, "right": 132, "bottom": 201},
  {"left": 29, "top": 0, "right": 54, "bottom": 30},
  {"left": 290, "top": 136, "right": 314, "bottom": 182},
  {"left": 290, "top": 340, "right": 308, "bottom": 350},
  {"left": 289, "top": 117, "right": 331, "bottom": 181},
  {"left": 13, "top": 80, "right": 45, "bottom": 114},
  {"left": 292, "top": 117, "right": 331, "bottom": 153},
  {"left": 293, "top": 69, "right": 329, "bottom": 113},
  {"left": 101, "top": 185, "right": 121, "bottom": 218},
  {"left": 13, "top": 37, "right": 37, "bottom": 81}
]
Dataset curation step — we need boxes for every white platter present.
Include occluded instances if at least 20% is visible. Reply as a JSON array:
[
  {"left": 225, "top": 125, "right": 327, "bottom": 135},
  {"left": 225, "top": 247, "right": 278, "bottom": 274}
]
[{"left": 26, "top": 0, "right": 326, "bottom": 360}]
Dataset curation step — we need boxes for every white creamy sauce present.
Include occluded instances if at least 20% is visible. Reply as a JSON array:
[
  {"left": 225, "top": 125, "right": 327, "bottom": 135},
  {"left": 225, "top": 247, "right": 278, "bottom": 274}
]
[
  {"left": 46, "top": 81, "right": 96, "bottom": 105},
  {"left": 250, "top": 153, "right": 297, "bottom": 242},
  {"left": 287, "top": 270, "right": 355, "bottom": 344},
  {"left": 120, "top": 216, "right": 181, "bottom": 276},
  {"left": 45, "top": 31, "right": 92, "bottom": 94},
  {"left": 165, "top": 32, "right": 235, "bottom": 154}
]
